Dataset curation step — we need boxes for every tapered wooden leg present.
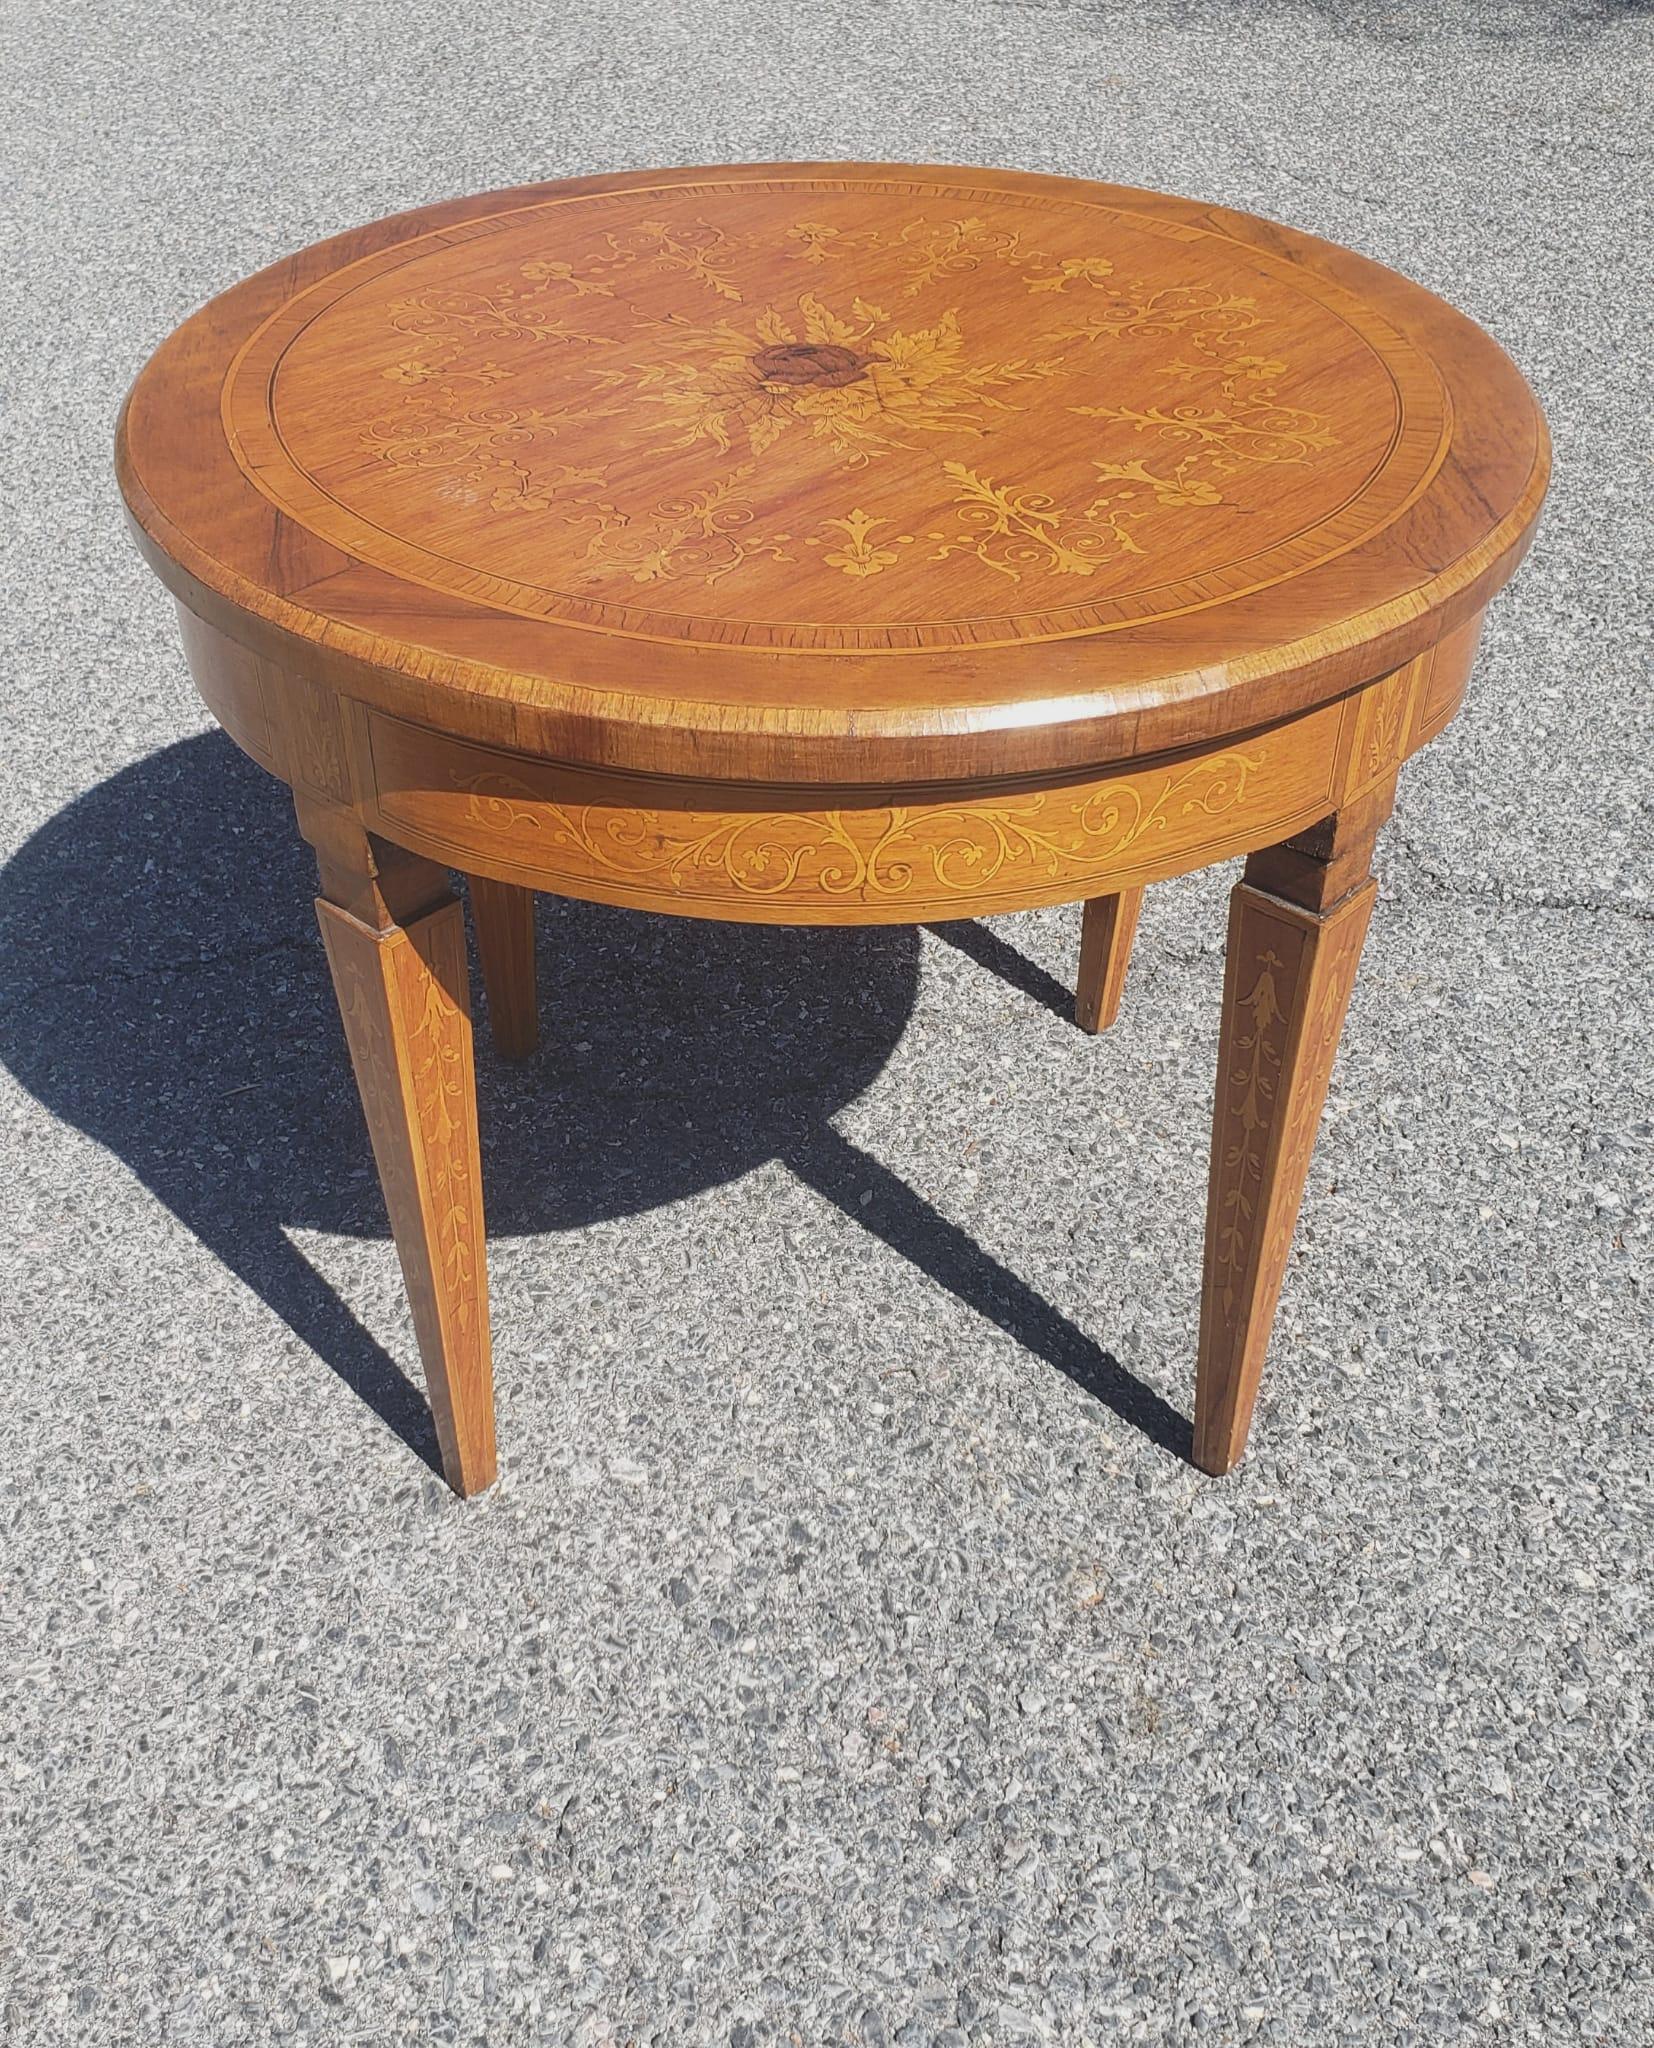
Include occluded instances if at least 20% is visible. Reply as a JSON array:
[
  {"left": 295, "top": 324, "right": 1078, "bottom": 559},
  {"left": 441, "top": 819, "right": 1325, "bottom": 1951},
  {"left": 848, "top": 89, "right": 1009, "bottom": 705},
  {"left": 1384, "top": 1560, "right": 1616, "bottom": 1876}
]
[
  {"left": 1076, "top": 887, "right": 1144, "bottom": 1033},
  {"left": 1195, "top": 788, "right": 1393, "bottom": 1475},
  {"left": 297, "top": 797, "right": 497, "bottom": 1495},
  {"left": 469, "top": 874, "right": 539, "bottom": 1060}
]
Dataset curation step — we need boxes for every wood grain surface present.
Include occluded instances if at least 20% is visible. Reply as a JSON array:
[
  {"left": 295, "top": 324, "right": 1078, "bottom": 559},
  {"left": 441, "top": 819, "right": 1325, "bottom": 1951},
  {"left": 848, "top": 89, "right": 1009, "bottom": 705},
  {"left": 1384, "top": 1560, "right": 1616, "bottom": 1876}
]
[
  {"left": 1076, "top": 888, "right": 1145, "bottom": 1034},
  {"left": 172, "top": 602, "right": 1481, "bottom": 925},
  {"left": 118, "top": 163, "right": 1548, "bottom": 787},
  {"left": 117, "top": 165, "right": 1549, "bottom": 1491},
  {"left": 303, "top": 828, "right": 497, "bottom": 1496},
  {"left": 468, "top": 874, "right": 540, "bottom": 1060}
]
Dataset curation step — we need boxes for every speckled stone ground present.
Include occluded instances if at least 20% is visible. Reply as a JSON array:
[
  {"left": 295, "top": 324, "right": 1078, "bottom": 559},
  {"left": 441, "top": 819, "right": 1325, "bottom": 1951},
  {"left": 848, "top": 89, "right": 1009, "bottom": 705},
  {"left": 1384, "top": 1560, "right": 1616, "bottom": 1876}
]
[{"left": 2, "top": 2, "right": 1650, "bottom": 2043}]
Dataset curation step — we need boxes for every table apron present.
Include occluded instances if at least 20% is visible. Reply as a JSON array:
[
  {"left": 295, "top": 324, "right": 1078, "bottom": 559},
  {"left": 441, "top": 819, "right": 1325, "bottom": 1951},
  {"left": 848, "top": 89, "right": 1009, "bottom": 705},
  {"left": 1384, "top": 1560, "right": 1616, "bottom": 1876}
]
[{"left": 176, "top": 604, "right": 1482, "bottom": 925}]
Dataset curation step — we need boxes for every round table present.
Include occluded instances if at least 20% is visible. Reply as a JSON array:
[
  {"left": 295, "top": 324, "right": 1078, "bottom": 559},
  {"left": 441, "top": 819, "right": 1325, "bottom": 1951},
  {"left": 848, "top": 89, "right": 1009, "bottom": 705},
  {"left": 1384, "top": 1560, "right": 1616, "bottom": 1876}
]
[{"left": 117, "top": 163, "right": 1549, "bottom": 1496}]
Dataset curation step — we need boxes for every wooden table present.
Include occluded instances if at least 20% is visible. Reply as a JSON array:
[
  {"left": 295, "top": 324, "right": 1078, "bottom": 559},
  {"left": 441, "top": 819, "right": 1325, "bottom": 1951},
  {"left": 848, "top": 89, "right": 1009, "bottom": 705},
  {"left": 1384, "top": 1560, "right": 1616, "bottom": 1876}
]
[{"left": 117, "top": 164, "right": 1548, "bottom": 1495}]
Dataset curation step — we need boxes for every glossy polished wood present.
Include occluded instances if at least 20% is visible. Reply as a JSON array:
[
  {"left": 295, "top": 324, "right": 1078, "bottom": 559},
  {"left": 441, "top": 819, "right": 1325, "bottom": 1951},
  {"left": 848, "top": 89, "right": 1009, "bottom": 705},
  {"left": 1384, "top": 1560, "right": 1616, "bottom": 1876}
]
[
  {"left": 1196, "top": 788, "right": 1394, "bottom": 1473},
  {"left": 118, "top": 164, "right": 1548, "bottom": 1494},
  {"left": 296, "top": 800, "right": 497, "bottom": 1493},
  {"left": 121, "top": 162, "right": 1545, "bottom": 786}
]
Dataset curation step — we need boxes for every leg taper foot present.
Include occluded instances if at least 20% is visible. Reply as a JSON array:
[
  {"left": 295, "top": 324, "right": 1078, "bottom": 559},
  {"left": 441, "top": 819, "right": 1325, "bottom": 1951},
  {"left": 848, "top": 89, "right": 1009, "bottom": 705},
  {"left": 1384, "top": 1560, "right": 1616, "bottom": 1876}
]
[
  {"left": 299, "top": 799, "right": 497, "bottom": 1495},
  {"left": 1076, "top": 887, "right": 1144, "bottom": 1033},
  {"left": 1194, "top": 788, "right": 1391, "bottom": 1474}
]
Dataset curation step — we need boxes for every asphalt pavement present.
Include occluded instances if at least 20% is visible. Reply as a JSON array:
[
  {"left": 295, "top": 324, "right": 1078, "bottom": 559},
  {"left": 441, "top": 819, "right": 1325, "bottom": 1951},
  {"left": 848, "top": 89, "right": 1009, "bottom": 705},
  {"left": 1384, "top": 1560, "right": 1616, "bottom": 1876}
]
[{"left": 1, "top": 2, "right": 1650, "bottom": 2042}]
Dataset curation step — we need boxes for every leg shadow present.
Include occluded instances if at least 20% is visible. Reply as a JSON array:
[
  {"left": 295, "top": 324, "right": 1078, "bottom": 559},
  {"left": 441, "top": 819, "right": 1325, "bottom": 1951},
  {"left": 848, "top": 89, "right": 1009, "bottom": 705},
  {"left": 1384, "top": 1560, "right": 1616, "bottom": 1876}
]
[
  {"left": 0, "top": 735, "right": 924, "bottom": 1470},
  {"left": 1, "top": 733, "right": 1192, "bottom": 1473},
  {"left": 186, "top": 1212, "right": 444, "bottom": 1473},
  {"left": 926, "top": 917, "right": 1078, "bottom": 1025},
  {"left": 785, "top": 1126, "right": 1191, "bottom": 1459}
]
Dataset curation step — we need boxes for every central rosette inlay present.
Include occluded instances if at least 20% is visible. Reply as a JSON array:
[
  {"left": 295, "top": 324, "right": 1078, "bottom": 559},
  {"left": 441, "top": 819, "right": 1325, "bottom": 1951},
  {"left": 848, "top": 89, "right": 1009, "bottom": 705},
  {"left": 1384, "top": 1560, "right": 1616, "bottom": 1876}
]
[
  {"left": 347, "top": 209, "right": 1359, "bottom": 614},
  {"left": 750, "top": 341, "right": 868, "bottom": 388}
]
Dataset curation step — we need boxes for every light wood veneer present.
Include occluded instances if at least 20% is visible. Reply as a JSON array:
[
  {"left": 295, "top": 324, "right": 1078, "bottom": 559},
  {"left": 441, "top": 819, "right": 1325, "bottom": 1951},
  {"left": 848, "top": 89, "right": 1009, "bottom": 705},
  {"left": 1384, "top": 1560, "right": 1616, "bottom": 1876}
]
[{"left": 119, "top": 164, "right": 1548, "bottom": 1492}]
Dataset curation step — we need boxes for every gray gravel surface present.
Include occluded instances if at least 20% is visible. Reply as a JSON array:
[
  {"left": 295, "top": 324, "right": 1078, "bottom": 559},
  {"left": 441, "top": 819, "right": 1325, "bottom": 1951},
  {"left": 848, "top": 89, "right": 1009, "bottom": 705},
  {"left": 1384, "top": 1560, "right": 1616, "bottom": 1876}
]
[{"left": 3, "top": 1, "right": 1651, "bottom": 2042}]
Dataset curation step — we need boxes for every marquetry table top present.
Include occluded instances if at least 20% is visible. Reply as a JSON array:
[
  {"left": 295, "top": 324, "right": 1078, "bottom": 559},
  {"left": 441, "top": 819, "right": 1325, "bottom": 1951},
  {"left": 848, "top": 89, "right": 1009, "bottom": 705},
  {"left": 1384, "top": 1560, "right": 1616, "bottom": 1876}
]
[
  {"left": 112, "top": 164, "right": 1553, "bottom": 1495},
  {"left": 118, "top": 162, "right": 1547, "bottom": 783}
]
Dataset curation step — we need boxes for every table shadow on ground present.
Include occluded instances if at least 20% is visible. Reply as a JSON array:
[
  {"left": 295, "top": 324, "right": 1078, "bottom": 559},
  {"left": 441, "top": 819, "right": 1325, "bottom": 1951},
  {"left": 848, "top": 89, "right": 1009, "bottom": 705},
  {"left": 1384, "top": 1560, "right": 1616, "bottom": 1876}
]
[{"left": 0, "top": 733, "right": 1189, "bottom": 1476}]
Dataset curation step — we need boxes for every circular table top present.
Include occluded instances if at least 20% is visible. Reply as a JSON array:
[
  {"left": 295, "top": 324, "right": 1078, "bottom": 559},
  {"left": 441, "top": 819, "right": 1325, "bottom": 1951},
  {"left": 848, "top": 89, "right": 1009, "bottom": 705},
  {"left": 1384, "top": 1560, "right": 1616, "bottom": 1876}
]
[{"left": 118, "top": 163, "right": 1548, "bottom": 784}]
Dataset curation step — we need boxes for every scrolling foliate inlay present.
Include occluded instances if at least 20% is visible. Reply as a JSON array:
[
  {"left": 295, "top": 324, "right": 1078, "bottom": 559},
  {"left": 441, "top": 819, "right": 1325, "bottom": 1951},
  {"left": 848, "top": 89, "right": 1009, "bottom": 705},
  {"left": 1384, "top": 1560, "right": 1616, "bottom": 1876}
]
[
  {"left": 613, "top": 297, "right": 1070, "bottom": 464},
  {"left": 323, "top": 916, "right": 481, "bottom": 1336},
  {"left": 352, "top": 209, "right": 1344, "bottom": 596},
  {"left": 448, "top": 751, "right": 1265, "bottom": 906},
  {"left": 404, "top": 948, "right": 480, "bottom": 1327},
  {"left": 225, "top": 179, "right": 1448, "bottom": 647},
  {"left": 1214, "top": 944, "right": 1290, "bottom": 1314},
  {"left": 1212, "top": 885, "right": 1376, "bottom": 1326}
]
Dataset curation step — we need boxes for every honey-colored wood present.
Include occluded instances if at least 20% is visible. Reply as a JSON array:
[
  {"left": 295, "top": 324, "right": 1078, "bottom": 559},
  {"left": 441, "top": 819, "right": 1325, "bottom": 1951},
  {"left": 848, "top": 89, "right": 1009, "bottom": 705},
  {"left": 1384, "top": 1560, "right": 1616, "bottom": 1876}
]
[
  {"left": 1076, "top": 888, "right": 1144, "bottom": 1033},
  {"left": 353, "top": 691, "right": 1356, "bottom": 923},
  {"left": 1194, "top": 791, "right": 1392, "bottom": 1474},
  {"left": 120, "top": 163, "right": 1548, "bottom": 788},
  {"left": 468, "top": 875, "right": 539, "bottom": 1059},
  {"left": 117, "top": 165, "right": 1550, "bottom": 1492},
  {"left": 298, "top": 801, "right": 496, "bottom": 1494}
]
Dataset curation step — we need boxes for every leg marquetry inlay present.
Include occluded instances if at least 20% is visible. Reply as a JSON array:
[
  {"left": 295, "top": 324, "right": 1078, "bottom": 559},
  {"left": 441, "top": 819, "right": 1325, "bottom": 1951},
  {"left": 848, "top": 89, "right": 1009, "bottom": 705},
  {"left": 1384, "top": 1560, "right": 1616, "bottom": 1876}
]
[
  {"left": 298, "top": 799, "right": 497, "bottom": 1496},
  {"left": 1194, "top": 790, "right": 1390, "bottom": 1474}
]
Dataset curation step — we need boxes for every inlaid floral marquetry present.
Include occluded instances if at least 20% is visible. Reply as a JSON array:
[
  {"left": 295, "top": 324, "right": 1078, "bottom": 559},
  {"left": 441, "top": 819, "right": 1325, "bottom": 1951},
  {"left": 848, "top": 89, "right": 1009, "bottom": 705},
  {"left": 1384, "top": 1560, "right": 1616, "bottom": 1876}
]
[
  {"left": 119, "top": 164, "right": 1549, "bottom": 1495},
  {"left": 217, "top": 174, "right": 1453, "bottom": 654}
]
